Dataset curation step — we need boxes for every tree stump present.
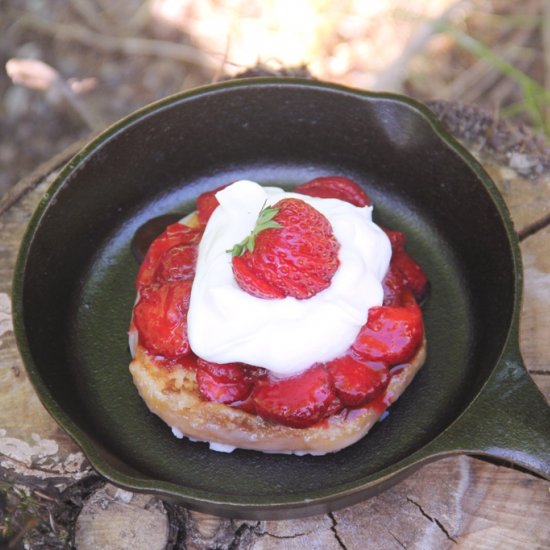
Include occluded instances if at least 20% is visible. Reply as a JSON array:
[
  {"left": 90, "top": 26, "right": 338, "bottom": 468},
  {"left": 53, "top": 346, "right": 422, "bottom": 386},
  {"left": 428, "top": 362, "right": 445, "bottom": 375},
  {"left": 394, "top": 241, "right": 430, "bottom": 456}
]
[{"left": 1, "top": 101, "right": 549, "bottom": 549}]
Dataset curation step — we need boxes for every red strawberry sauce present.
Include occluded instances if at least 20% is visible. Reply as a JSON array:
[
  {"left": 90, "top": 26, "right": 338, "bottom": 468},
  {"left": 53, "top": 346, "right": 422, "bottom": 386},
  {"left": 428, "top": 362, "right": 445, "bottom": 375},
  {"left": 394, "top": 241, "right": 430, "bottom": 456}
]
[{"left": 132, "top": 177, "right": 428, "bottom": 429}]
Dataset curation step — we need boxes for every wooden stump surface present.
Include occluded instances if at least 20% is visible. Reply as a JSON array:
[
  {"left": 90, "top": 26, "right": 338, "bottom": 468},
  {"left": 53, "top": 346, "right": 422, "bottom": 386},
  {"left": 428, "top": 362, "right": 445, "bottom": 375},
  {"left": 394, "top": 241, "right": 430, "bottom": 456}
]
[{"left": 1, "top": 101, "right": 549, "bottom": 549}]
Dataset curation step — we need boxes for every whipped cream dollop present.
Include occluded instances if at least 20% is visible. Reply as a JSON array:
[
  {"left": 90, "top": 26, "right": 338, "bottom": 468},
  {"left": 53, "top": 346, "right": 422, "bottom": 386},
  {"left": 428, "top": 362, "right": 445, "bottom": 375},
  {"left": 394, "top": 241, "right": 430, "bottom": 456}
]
[{"left": 187, "top": 180, "right": 391, "bottom": 376}]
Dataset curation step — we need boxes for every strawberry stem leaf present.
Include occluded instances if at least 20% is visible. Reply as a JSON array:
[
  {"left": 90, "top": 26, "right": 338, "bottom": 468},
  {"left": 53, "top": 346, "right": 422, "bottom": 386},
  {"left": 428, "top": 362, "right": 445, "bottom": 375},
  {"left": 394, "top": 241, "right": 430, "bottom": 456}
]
[{"left": 228, "top": 202, "right": 281, "bottom": 256}]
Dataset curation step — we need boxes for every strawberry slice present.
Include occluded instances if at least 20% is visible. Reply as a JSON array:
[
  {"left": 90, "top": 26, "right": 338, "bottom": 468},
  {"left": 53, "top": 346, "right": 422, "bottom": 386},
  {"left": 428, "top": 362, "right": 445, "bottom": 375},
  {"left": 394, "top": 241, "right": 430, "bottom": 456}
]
[
  {"left": 326, "top": 355, "right": 389, "bottom": 407},
  {"left": 391, "top": 251, "right": 428, "bottom": 302},
  {"left": 133, "top": 280, "right": 192, "bottom": 358},
  {"left": 229, "top": 198, "right": 340, "bottom": 299},
  {"left": 196, "top": 184, "right": 229, "bottom": 226},
  {"left": 136, "top": 223, "right": 201, "bottom": 290},
  {"left": 352, "top": 304, "right": 423, "bottom": 365},
  {"left": 153, "top": 244, "right": 198, "bottom": 284},
  {"left": 252, "top": 364, "right": 335, "bottom": 428},
  {"left": 382, "top": 228, "right": 428, "bottom": 303},
  {"left": 384, "top": 228, "right": 406, "bottom": 251},
  {"left": 196, "top": 359, "right": 256, "bottom": 404},
  {"left": 382, "top": 264, "right": 407, "bottom": 306},
  {"left": 294, "top": 176, "right": 370, "bottom": 206}
]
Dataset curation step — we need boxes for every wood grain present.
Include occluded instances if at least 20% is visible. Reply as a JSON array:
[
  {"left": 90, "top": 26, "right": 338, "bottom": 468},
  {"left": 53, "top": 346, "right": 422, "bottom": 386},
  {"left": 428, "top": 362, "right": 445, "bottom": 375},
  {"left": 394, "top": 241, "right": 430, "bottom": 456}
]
[
  {"left": 1, "top": 109, "right": 549, "bottom": 548},
  {"left": 521, "top": 225, "right": 550, "bottom": 375}
]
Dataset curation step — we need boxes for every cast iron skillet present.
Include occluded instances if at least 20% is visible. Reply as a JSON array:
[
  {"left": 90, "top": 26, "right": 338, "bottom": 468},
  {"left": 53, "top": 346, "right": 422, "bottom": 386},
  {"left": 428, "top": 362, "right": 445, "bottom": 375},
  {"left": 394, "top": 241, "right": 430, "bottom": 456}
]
[{"left": 12, "top": 78, "right": 550, "bottom": 519}]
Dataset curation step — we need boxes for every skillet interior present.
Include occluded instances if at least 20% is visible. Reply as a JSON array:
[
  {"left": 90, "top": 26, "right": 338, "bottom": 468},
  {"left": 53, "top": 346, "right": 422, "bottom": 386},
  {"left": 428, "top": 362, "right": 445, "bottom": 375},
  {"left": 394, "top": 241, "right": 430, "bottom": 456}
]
[{"left": 16, "top": 80, "right": 516, "bottom": 507}]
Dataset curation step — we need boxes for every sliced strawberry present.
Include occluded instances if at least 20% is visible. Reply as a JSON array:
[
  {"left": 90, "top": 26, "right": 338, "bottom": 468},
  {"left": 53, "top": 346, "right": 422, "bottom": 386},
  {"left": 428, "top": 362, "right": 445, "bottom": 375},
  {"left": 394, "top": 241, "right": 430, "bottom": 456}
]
[
  {"left": 391, "top": 251, "right": 429, "bottom": 302},
  {"left": 196, "top": 184, "right": 229, "bottom": 226},
  {"left": 382, "top": 264, "right": 407, "bottom": 306},
  {"left": 294, "top": 176, "right": 370, "bottom": 206},
  {"left": 133, "top": 280, "right": 192, "bottom": 358},
  {"left": 177, "top": 353, "right": 200, "bottom": 371},
  {"left": 383, "top": 228, "right": 406, "bottom": 252},
  {"left": 324, "top": 394, "right": 345, "bottom": 418},
  {"left": 136, "top": 223, "right": 202, "bottom": 290},
  {"left": 326, "top": 355, "right": 389, "bottom": 407},
  {"left": 196, "top": 359, "right": 256, "bottom": 404},
  {"left": 382, "top": 228, "right": 428, "bottom": 303},
  {"left": 252, "top": 364, "right": 335, "bottom": 428},
  {"left": 153, "top": 244, "right": 198, "bottom": 284},
  {"left": 382, "top": 229, "right": 407, "bottom": 306},
  {"left": 398, "top": 289, "right": 420, "bottom": 308},
  {"left": 230, "top": 198, "right": 340, "bottom": 300},
  {"left": 352, "top": 304, "right": 423, "bottom": 365}
]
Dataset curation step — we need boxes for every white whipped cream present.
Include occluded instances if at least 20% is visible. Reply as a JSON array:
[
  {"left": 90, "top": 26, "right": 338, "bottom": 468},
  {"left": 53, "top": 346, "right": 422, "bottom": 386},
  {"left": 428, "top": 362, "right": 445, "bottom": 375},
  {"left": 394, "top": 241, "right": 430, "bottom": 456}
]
[{"left": 187, "top": 180, "right": 391, "bottom": 376}]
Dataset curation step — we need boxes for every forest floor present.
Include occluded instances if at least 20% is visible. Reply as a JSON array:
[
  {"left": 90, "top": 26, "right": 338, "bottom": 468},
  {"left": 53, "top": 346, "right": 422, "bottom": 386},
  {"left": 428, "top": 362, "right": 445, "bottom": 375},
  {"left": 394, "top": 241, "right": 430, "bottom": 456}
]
[{"left": 1, "top": 0, "right": 549, "bottom": 196}]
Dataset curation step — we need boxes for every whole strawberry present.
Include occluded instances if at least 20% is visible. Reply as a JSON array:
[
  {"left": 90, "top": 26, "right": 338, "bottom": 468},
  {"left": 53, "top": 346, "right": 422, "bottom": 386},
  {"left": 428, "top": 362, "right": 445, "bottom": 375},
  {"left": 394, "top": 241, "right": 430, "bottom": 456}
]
[{"left": 229, "top": 198, "right": 340, "bottom": 299}]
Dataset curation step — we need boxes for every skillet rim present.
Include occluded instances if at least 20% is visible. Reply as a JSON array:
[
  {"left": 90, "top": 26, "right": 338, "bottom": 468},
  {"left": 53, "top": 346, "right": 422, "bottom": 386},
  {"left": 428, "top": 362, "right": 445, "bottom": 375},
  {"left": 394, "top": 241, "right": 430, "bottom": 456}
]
[{"left": 11, "top": 77, "right": 524, "bottom": 515}]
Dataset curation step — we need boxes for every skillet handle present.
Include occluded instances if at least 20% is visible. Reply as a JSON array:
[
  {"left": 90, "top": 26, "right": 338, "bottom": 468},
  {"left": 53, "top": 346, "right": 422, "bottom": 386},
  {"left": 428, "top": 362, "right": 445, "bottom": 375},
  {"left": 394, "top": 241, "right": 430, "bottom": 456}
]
[{"left": 433, "top": 353, "right": 550, "bottom": 479}]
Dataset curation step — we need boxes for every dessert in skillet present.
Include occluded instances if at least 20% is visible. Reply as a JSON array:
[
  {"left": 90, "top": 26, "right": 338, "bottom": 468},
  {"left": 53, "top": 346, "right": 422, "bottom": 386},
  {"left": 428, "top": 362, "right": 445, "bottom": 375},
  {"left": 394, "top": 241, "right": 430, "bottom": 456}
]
[{"left": 128, "top": 177, "right": 428, "bottom": 454}]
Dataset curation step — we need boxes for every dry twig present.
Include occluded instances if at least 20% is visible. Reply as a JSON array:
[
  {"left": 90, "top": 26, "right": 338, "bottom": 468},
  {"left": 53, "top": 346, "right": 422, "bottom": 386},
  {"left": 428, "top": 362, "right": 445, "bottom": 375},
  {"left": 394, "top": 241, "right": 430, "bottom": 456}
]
[
  {"left": 443, "top": 0, "right": 540, "bottom": 104},
  {"left": 18, "top": 13, "right": 217, "bottom": 70},
  {"left": 373, "top": 0, "right": 468, "bottom": 91},
  {"left": 5, "top": 58, "right": 104, "bottom": 131},
  {"left": 68, "top": 0, "right": 114, "bottom": 35}
]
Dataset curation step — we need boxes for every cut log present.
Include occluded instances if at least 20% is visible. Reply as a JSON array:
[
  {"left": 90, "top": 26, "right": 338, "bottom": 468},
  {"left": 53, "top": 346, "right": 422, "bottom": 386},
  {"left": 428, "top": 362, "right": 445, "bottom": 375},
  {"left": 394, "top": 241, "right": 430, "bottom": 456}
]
[{"left": 1, "top": 101, "right": 549, "bottom": 549}]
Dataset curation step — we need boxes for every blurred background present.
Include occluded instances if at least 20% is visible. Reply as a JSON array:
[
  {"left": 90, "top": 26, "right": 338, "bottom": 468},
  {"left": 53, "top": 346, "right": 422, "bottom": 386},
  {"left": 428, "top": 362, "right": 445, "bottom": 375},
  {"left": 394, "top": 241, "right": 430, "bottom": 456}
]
[{"left": 1, "top": 0, "right": 549, "bottom": 197}]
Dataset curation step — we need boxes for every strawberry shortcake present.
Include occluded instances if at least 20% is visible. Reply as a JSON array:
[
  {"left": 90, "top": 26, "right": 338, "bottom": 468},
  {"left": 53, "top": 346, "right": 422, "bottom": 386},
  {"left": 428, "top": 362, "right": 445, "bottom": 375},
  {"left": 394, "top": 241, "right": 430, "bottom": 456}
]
[{"left": 128, "top": 177, "right": 428, "bottom": 454}]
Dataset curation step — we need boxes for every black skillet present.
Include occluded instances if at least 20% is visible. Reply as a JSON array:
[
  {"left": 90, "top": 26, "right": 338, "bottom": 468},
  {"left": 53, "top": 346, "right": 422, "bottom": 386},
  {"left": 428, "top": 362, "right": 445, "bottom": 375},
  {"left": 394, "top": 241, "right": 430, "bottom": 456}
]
[{"left": 12, "top": 78, "right": 550, "bottom": 519}]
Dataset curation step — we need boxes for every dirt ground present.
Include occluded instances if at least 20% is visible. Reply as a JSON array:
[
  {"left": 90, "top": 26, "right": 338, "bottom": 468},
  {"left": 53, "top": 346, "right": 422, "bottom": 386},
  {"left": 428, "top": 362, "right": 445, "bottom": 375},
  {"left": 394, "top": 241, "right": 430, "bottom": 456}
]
[{"left": 1, "top": 0, "right": 548, "bottom": 198}]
